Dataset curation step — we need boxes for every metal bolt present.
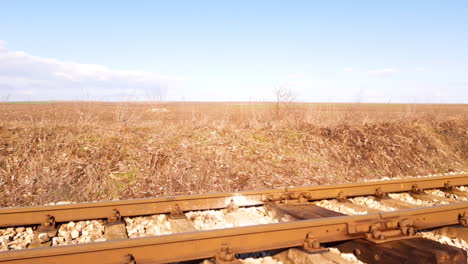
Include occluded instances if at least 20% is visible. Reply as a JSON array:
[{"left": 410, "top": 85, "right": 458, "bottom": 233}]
[
  {"left": 226, "top": 199, "right": 238, "bottom": 213},
  {"left": 42, "top": 215, "right": 55, "bottom": 229},
  {"left": 280, "top": 194, "right": 288, "bottom": 203},
  {"left": 123, "top": 254, "right": 136, "bottom": 264},
  {"left": 312, "top": 239, "right": 320, "bottom": 249},
  {"left": 109, "top": 209, "right": 122, "bottom": 223},
  {"left": 375, "top": 187, "right": 387, "bottom": 199},
  {"left": 371, "top": 230, "right": 382, "bottom": 240},
  {"left": 353, "top": 248, "right": 362, "bottom": 256},
  {"left": 336, "top": 192, "right": 347, "bottom": 202},
  {"left": 298, "top": 193, "right": 310, "bottom": 203},
  {"left": 444, "top": 181, "right": 453, "bottom": 192},
  {"left": 217, "top": 243, "right": 236, "bottom": 262},
  {"left": 411, "top": 184, "right": 423, "bottom": 194},
  {"left": 170, "top": 204, "right": 184, "bottom": 218},
  {"left": 459, "top": 213, "right": 468, "bottom": 227}
]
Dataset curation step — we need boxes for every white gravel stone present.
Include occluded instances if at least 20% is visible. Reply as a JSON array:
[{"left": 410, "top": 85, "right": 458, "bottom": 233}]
[
  {"left": 124, "top": 214, "right": 171, "bottom": 238},
  {"left": 0, "top": 227, "right": 34, "bottom": 251},
  {"left": 53, "top": 220, "right": 105, "bottom": 246},
  {"left": 241, "top": 256, "right": 282, "bottom": 264},
  {"left": 125, "top": 206, "right": 288, "bottom": 238},
  {"left": 350, "top": 196, "right": 397, "bottom": 211},
  {"left": 47, "top": 201, "right": 76, "bottom": 206},
  {"left": 186, "top": 206, "right": 282, "bottom": 231},
  {"left": 70, "top": 229, "right": 80, "bottom": 239},
  {"left": 388, "top": 193, "right": 439, "bottom": 206},
  {"left": 426, "top": 189, "right": 465, "bottom": 201},
  {"left": 315, "top": 199, "right": 367, "bottom": 215},
  {"left": 328, "top": 248, "right": 366, "bottom": 264}
]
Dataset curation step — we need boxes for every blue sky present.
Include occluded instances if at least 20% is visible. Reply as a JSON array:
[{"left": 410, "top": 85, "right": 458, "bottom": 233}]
[{"left": 1, "top": 1, "right": 467, "bottom": 102}]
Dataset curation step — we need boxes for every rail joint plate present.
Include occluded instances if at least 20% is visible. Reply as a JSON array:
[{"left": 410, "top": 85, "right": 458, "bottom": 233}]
[{"left": 348, "top": 217, "right": 418, "bottom": 243}]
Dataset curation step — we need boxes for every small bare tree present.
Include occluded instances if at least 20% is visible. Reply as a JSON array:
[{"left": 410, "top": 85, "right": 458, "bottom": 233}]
[{"left": 273, "top": 86, "right": 296, "bottom": 119}]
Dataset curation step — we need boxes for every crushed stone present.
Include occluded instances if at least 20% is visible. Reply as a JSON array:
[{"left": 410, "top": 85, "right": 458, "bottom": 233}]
[
  {"left": 315, "top": 199, "right": 367, "bottom": 215},
  {"left": 54, "top": 220, "right": 105, "bottom": 246},
  {"left": 350, "top": 196, "right": 397, "bottom": 211},
  {"left": 186, "top": 206, "right": 281, "bottom": 231},
  {"left": 388, "top": 193, "right": 439, "bottom": 206},
  {"left": 241, "top": 256, "right": 282, "bottom": 264},
  {"left": 426, "top": 189, "right": 465, "bottom": 201},
  {"left": 0, "top": 227, "right": 34, "bottom": 251},
  {"left": 124, "top": 214, "right": 171, "bottom": 238}
]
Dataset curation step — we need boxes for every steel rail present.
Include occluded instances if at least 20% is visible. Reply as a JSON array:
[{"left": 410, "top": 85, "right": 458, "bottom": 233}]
[
  {"left": 1, "top": 202, "right": 467, "bottom": 264},
  {"left": 0, "top": 173, "right": 467, "bottom": 227}
]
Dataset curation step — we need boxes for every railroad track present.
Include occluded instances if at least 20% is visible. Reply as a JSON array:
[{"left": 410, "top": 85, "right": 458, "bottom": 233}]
[{"left": 1, "top": 173, "right": 468, "bottom": 263}]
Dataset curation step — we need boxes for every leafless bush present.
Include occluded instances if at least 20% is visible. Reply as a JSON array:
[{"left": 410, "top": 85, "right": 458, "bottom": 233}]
[{"left": 272, "top": 86, "right": 296, "bottom": 120}]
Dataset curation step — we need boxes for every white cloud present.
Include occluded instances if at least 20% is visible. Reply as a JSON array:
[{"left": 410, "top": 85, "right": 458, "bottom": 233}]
[
  {"left": 0, "top": 40, "right": 176, "bottom": 101},
  {"left": 367, "top": 68, "right": 400, "bottom": 77},
  {"left": 343, "top": 67, "right": 353, "bottom": 72},
  {"left": 0, "top": 40, "right": 7, "bottom": 51}
]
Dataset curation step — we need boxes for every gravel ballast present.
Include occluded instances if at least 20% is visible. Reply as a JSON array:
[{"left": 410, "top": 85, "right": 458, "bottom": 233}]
[
  {"left": 349, "top": 196, "right": 397, "bottom": 212},
  {"left": 125, "top": 214, "right": 172, "bottom": 238},
  {"left": 53, "top": 220, "right": 105, "bottom": 246},
  {"left": 186, "top": 206, "right": 284, "bottom": 231},
  {"left": 315, "top": 199, "right": 367, "bottom": 215},
  {"left": 0, "top": 227, "right": 34, "bottom": 251}
]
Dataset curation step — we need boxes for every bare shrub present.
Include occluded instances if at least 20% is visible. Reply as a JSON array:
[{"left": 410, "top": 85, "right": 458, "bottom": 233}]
[{"left": 272, "top": 87, "right": 296, "bottom": 120}]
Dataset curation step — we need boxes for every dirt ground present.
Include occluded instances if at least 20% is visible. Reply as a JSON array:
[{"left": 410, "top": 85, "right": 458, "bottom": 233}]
[{"left": 0, "top": 102, "right": 467, "bottom": 207}]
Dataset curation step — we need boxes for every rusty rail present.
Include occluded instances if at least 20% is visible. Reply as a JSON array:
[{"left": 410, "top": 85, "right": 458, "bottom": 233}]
[
  {"left": 1, "top": 173, "right": 467, "bottom": 227},
  {"left": 1, "top": 202, "right": 467, "bottom": 263}
]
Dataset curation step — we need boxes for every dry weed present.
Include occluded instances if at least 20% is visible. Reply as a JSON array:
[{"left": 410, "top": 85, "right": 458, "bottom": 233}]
[{"left": 0, "top": 102, "right": 467, "bottom": 207}]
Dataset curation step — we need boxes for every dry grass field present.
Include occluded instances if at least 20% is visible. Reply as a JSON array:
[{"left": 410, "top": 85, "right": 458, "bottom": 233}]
[{"left": 0, "top": 102, "right": 467, "bottom": 207}]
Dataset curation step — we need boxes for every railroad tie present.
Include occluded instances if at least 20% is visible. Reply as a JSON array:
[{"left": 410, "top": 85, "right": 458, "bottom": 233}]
[
  {"left": 29, "top": 215, "right": 57, "bottom": 248},
  {"left": 268, "top": 204, "right": 345, "bottom": 220},
  {"left": 378, "top": 198, "right": 415, "bottom": 209},
  {"left": 104, "top": 209, "right": 128, "bottom": 241},
  {"left": 447, "top": 189, "right": 468, "bottom": 198},
  {"left": 410, "top": 191, "right": 457, "bottom": 204},
  {"left": 431, "top": 225, "right": 468, "bottom": 243},
  {"left": 336, "top": 237, "right": 467, "bottom": 264}
]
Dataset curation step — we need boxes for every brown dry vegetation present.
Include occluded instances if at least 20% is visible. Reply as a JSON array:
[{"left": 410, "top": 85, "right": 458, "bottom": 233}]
[{"left": 0, "top": 102, "right": 467, "bottom": 207}]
